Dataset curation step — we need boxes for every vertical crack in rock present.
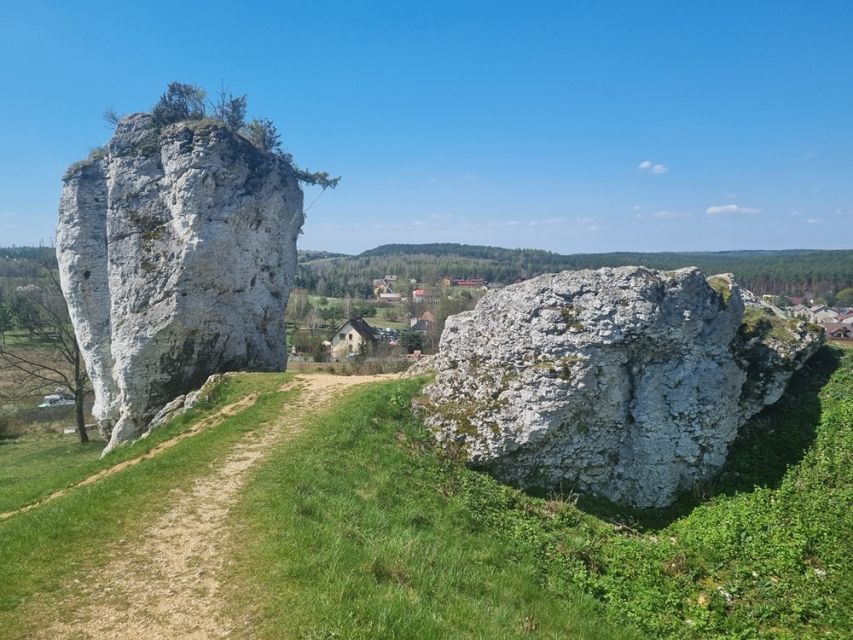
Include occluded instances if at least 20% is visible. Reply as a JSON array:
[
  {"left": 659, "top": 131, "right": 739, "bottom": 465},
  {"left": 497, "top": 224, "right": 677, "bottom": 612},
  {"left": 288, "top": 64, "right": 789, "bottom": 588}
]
[
  {"left": 57, "top": 114, "right": 304, "bottom": 453},
  {"left": 420, "top": 267, "right": 823, "bottom": 507}
]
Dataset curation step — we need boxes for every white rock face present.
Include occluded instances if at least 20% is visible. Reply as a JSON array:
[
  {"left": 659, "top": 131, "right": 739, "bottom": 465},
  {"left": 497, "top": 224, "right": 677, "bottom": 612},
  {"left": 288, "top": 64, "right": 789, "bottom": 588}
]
[
  {"left": 57, "top": 114, "right": 304, "bottom": 452},
  {"left": 421, "top": 267, "right": 822, "bottom": 507}
]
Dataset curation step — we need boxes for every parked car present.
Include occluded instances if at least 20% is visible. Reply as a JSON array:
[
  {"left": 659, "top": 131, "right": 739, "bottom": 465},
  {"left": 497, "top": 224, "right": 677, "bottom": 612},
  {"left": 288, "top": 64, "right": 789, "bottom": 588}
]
[{"left": 38, "top": 393, "right": 75, "bottom": 408}]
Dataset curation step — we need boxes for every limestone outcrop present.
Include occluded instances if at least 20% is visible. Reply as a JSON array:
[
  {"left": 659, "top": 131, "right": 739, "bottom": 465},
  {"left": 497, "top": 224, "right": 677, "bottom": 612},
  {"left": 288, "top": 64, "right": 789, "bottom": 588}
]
[
  {"left": 57, "top": 114, "right": 304, "bottom": 453},
  {"left": 420, "top": 267, "right": 822, "bottom": 507}
]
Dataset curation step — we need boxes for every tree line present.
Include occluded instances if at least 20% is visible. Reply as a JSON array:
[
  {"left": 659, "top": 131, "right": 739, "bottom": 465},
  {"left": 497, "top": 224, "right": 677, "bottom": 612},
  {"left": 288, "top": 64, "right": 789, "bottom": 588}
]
[{"left": 297, "top": 244, "right": 853, "bottom": 300}]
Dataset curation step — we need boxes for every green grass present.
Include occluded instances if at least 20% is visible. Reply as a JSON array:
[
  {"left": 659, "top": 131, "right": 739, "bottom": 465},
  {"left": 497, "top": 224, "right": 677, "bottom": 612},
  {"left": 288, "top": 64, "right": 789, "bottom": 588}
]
[
  {"left": 0, "top": 372, "right": 294, "bottom": 638},
  {"left": 230, "top": 345, "right": 852, "bottom": 640},
  {"left": 227, "top": 380, "right": 643, "bottom": 640},
  {"left": 0, "top": 374, "right": 285, "bottom": 514},
  {"left": 0, "top": 433, "right": 106, "bottom": 513},
  {"left": 1, "top": 345, "right": 848, "bottom": 638}
]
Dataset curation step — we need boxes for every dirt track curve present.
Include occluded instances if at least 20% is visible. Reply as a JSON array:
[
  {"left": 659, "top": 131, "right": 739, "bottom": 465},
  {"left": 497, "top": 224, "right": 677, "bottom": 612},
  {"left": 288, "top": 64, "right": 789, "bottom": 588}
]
[{"left": 36, "top": 373, "right": 395, "bottom": 639}]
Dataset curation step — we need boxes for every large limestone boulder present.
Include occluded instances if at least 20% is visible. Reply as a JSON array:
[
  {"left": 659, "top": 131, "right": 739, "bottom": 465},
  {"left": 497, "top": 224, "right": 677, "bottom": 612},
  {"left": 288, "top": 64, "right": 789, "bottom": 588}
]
[
  {"left": 57, "top": 114, "right": 304, "bottom": 453},
  {"left": 420, "top": 267, "right": 822, "bottom": 507}
]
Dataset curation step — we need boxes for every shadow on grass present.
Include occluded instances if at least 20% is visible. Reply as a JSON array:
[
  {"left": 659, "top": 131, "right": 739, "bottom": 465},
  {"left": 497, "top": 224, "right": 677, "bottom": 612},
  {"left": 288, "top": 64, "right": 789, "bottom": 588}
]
[{"left": 574, "top": 345, "right": 841, "bottom": 531}]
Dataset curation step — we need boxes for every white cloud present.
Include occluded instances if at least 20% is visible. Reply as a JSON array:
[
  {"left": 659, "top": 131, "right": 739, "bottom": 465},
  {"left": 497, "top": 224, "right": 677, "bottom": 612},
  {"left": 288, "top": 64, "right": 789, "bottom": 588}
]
[
  {"left": 632, "top": 205, "right": 642, "bottom": 211},
  {"left": 429, "top": 213, "right": 452, "bottom": 219},
  {"left": 638, "top": 160, "right": 669, "bottom": 174},
  {"left": 529, "top": 217, "right": 564, "bottom": 226},
  {"left": 807, "top": 218, "right": 819, "bottom": 224},
  {"left": 789, "top": 210, "right": 804, "bottom": 217},
  {"left": 706, "top": 204, "right": 761, "bottom": 216},
  {"left": 653, "top": 210, "right": 691, "bottom": 220}
]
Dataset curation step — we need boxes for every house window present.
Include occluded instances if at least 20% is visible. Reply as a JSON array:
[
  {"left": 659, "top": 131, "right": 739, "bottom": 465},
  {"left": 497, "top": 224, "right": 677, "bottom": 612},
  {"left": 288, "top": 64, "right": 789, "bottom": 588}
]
[
  {"left": 339, "top": 333, "right": 345, "bottom": 339},
  {"left": 348, "top": 333, "right": 352, "bottom": 341}
]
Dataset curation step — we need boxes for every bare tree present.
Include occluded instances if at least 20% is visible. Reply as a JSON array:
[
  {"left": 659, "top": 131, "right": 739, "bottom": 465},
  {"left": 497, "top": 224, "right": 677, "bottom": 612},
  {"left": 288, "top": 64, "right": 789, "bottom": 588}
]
[{"left": 0, "top": 263, "right": 90, "bottom": 442}]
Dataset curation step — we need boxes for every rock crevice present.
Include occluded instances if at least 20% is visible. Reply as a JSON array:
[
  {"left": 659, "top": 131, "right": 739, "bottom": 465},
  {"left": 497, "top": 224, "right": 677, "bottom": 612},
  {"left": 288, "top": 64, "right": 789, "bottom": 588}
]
[
  {"left": 420, "top": 267, "right": 821, "bottom": 507},
  {"left": 57, "top": 114, "right": 304, "bottom": 452}
]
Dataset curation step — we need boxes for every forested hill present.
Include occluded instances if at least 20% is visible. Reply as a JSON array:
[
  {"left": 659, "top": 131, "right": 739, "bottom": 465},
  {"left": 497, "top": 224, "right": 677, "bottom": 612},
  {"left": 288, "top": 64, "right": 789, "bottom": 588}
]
[
  {"left": 296, "top": 243, "right": 853, "bottom": 299},
  {"left": 3, "top": 244, "right": 851, "bottom": 300}
]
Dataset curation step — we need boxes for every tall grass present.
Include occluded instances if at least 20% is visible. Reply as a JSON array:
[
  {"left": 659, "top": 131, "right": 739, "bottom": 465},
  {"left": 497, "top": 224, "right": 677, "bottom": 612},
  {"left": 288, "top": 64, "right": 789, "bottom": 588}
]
[{"left": 228, "top": 380, "right": 643, "bottom": 639}]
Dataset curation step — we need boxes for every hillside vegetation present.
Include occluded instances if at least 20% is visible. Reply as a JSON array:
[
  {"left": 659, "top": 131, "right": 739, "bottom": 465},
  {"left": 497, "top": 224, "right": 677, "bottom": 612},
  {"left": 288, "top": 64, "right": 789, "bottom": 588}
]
[
  {"left": 296, "top": 244, "right": 853, "bottom": 299},
  {"left": 229, "top": 346, "right": 851, "bottom": 639}
]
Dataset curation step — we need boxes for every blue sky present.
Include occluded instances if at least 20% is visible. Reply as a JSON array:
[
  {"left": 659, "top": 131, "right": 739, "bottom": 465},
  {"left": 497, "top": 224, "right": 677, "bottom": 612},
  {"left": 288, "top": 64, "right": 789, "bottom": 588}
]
[{"left": 1, "top": 1, "right": 851, "bottom": 254}]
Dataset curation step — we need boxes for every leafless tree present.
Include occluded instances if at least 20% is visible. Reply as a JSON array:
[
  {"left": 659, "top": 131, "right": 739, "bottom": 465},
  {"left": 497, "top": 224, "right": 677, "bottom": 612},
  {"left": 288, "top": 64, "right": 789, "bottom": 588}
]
[{"left": 0, "top": 262, "right": 90, "bottom": 442}]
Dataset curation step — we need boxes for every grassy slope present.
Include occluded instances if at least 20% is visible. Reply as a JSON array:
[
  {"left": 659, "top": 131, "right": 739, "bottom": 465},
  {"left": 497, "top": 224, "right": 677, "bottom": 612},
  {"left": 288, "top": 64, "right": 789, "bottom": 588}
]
[
  {"left": 0, "top": 435, "right": 105, "bottom": 513},
  {"left": 1, "top": 346, "right": 848, "bottom": 638},
  {"left": 0, "top": 373, "right": 293, "bottom": 639},
  {"left": 229, "top": 380, "right": 644, "bottom": 640},
  {"left": 231, "top": 346, "right": 851, "bottom": 640},
  {"left": 0, "top": 375, "right": 262, "bottom": 514}
]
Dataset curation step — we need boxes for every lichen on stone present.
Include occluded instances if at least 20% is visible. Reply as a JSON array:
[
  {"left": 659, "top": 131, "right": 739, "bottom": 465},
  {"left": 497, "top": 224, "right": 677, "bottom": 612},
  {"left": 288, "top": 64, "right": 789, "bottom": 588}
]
[{"left": 419, "top": 266, "right": 823, "bottom": 507}]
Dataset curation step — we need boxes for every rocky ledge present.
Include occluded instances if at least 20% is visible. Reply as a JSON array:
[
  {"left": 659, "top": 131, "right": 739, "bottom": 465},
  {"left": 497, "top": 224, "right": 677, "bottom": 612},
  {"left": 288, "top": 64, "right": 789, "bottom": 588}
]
[{"left": 419, "top": 267, "right": 822, "bottom": 507}]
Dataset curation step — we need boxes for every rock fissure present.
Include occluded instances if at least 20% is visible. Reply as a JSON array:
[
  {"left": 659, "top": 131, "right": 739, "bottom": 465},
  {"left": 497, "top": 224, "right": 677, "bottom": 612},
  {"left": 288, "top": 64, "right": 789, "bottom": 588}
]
[
  {"left": 58, "top": 113, "right": 304, "bottom": 453},
  {"left": 420, "top": 266, "right": 822, "bottom": 507}
]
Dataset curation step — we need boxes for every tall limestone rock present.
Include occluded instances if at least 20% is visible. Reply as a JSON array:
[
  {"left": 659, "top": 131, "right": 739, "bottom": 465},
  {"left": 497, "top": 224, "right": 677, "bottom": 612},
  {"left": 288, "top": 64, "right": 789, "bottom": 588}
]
[
  {"left": 57, "top": 114, "right": 304, "bottom": 453},
  {"left": 420, "top": 267, "right": 822, "bottom": 507}
]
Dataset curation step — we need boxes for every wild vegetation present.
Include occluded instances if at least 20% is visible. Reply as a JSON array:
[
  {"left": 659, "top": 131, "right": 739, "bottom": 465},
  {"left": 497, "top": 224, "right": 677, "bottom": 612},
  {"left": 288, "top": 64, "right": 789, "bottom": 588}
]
[{"left": 78, "top": 82, "right": 340, "bottom": 189}]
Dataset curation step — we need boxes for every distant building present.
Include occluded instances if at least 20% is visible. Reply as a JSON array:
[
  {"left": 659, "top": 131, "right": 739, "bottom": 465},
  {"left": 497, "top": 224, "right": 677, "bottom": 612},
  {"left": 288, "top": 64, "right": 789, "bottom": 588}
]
[
  {"left": 373, "top": 275, "right": 400, "bottom": 299},
  {"left": 837, "top": 311, "right": 853, "bottom": 325},
  {"left": 454, "top": 277, "right": 487, "bottom": 288},
  {"left": 810, "top": 305, "right": 840, "bottom": 323},
  {"left": 330, "top": 317, "right": 378, "bottom": 359},
  {"left": 408, "top": 318, "right": 430, "bottom": 332},
  {"left": 822, "top": 323, "right": 851, "bottom": 340}
]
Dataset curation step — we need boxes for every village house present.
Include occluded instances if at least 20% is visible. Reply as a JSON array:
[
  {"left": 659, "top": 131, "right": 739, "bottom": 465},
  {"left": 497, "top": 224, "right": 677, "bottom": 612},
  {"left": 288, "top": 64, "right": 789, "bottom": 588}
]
[
  {"left": 329, "top": 317, "right": 378, "bottom": 359},
  {"left": 453, "top": 277, "right": 487, "bottom": 288},
  {"left": 838, "top": 311, "right": 853, "bottom": 324},
  {"left": 823, "top": 323, "right": 852, "bottom": 340},
  {"left": 810, "top": 305, "right": 840, "bottom": 323},
  {"left": 408, "top": 309, "right": 437, "bottom": 333},
  {"left": 372, "top": 275, "right": 399, "bottom": 299}
]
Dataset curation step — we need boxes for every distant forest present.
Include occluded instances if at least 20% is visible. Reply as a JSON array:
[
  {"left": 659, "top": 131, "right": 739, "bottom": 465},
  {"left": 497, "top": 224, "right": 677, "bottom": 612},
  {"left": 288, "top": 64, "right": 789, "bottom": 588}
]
[
  {"left": 2, "top": 244, "right": 852, "bottom": 301},
  {"left": 296, "top": 243, "right": 853, "bottom": 300}
]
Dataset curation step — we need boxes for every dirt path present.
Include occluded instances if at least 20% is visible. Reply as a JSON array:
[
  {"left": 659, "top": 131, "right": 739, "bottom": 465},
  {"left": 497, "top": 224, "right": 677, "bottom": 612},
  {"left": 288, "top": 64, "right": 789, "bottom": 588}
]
[
  {"left": 37, "top": 373, "right": 396, "bottom": 640},
  {"left": 0, "top": 393, "right": 259, "bottom": 521}
]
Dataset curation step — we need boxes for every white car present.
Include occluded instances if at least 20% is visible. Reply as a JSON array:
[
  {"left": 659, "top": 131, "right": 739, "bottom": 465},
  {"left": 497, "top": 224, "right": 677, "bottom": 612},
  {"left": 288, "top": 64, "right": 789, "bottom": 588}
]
[{"left": 38, "top": 394, "right": 75, "bottom": 408}]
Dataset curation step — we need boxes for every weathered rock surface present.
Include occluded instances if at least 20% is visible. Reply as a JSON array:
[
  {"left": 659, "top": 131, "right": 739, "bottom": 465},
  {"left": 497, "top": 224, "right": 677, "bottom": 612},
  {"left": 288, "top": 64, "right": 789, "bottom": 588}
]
[
  {"left": 420, "top": 267, "right": 822, "bottom": 507},
  {"left": 57, "top": 114, "right": 304, "bottom": 453}
]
